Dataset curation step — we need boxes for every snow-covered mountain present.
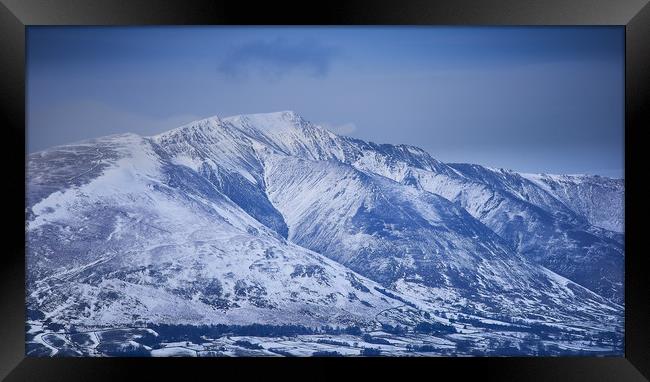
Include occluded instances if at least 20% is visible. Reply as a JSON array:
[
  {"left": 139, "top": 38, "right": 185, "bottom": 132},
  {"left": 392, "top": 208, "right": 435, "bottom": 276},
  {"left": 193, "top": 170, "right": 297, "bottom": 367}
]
[
  {"left": 221, "top": 111, "right": 625, "bottom": 303},
  {"left": 26, "top": 111, "right": 624, "bottom": 356},
  {"left": 521, "top": 172, "right": 624, "bottom": 233},
  {"left": 434, "top": 164, "right": 624, "bottom": 303}
]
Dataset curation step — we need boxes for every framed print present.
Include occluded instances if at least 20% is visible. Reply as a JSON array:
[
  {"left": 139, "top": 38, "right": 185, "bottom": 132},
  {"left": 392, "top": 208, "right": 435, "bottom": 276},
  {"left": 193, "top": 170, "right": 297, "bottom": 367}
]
[{"left": 1, "top": 0, "right": 648, "bottom": 380}]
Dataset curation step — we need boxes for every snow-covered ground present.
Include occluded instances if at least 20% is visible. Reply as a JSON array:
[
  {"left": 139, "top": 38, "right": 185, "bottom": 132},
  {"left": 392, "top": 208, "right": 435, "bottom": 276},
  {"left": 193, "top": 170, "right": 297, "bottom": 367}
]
[{"left": 26, "top": 324, "right": 621, "bottom": 357}]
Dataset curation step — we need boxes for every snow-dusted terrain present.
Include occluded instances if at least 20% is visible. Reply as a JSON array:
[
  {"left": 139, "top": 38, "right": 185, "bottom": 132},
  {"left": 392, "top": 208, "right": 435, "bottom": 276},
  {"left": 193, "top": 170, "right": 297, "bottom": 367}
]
[{"left": 26, "top": 111, "right": 624, "bottom": 357}]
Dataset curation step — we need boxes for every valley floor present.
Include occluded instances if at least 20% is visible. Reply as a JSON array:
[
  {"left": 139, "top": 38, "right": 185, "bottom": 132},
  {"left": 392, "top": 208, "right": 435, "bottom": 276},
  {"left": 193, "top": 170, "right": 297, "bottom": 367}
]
[{"left": 25, "top": 321, "right": 623, "bottom": 357}]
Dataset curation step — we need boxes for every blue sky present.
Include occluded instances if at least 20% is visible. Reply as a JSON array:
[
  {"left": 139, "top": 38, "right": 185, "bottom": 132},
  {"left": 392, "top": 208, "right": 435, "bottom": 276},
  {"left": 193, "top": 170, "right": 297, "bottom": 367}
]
[{"left": 27, "top": 26, "right": 624, "bottom": 177}]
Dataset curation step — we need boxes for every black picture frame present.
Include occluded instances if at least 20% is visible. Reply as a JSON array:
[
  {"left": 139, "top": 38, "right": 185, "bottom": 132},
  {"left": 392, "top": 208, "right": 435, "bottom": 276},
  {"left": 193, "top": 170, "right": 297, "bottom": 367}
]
[{"left": 1, "top": 0, "right": 648, "bottom": 380}]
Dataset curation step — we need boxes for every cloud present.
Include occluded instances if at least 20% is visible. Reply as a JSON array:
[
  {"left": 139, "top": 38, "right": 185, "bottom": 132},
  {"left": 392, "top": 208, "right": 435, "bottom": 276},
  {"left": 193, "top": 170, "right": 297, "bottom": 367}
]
[
  {"left": 217, "top": 38, "right": 339, "bottom": 78},
  {"left": 28, "top": 100, "right": 201, "bottom": 152},
  {"left": 319, "top": 122, "right": 357, "bottom": 136}
]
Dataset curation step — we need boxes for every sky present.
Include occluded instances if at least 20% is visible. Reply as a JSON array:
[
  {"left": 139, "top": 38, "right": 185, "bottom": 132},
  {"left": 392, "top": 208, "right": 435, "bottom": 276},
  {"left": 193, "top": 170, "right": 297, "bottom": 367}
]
[{"left": 27, "top": 27, "right": 624, "bottom": 178}]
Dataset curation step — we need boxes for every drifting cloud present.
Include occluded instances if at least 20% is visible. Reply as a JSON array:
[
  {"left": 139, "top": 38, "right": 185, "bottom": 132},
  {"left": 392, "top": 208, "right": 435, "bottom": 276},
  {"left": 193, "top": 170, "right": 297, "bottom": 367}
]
[
  {"left": 27, "top": 100, "right": 201, "bottom": 152},
  {"left": 319, "top": 122, "right": 357, "bottom": 136},
  {"left": 217, "top": 38, "right": 339, "bottom": 78}
]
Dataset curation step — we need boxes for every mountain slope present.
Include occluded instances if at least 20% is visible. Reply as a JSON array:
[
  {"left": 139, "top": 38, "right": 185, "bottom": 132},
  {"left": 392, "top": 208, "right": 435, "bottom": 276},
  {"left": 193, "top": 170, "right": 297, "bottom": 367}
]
[
  {"left": 437, "top": 164, "right": 624, "bottom": 303},
  {"left": 152, "top": 112, "right": 623, "bottom": 322},
  {"left": 26, "top": 134, "right": 408, "bottom": 328},
  {"left": 260, "top": 150, "right": 620, "bottom": 325},
  {"left": 218, "top": 112, "right": 624, "bottom": 303},
  {"left": 521, "top": 172, "right": 624, "bottom": 233}
]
